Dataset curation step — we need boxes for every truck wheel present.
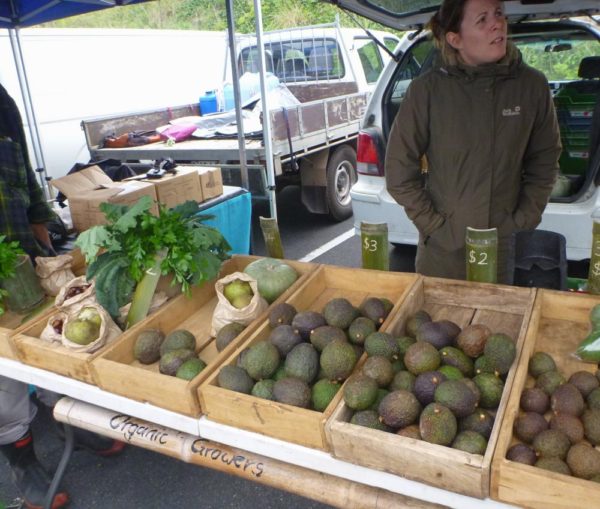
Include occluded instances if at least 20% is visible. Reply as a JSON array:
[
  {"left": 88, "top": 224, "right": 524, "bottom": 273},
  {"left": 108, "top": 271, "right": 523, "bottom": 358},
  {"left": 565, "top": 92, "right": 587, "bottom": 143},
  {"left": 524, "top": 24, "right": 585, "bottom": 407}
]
[{"left": 326, "top": 145, "right": 357, "bottom": 221}]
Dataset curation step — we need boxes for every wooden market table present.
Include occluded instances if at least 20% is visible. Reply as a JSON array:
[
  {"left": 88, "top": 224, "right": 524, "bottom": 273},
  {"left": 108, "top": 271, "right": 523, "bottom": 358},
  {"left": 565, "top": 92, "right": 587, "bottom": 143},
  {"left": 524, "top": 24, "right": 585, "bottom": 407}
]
[{"left": 0, "top": 356, "right": 518, "bottom": 509}]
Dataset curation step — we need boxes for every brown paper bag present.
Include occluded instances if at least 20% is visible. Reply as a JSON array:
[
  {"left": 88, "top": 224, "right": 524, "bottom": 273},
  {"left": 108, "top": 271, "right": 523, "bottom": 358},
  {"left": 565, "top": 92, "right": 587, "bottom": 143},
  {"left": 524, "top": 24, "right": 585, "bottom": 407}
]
[
  {"left": 34, "top": 255, "right": 76, "bottom": 296},
  {"left": 55, "top": 276, "right": 96, "bottom": 310},
  {"left": 60, "top": 303, "right": 121, "bottom": 353}
]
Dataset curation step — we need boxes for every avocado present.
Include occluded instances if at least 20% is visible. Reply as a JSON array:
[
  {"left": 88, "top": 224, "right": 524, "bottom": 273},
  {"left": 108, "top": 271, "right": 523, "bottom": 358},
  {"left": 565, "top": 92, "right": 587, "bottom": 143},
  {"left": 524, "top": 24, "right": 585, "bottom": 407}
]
[
  {"left": 310, "top": 325, "right": 347, "bottom": 352},
  {"left": 588, "top": 387, "right": 600, "bottom": 410},
  {"left": 251, "top": 379, "right": 276, "bottom": 400},
  {"left": 272, "top": 377, "right": 311, "bottom": 408},
  {"left": 519, "top": 411, "right": 553, "bottom": 445},
  {"left": 566, "top": 442, "right": 600, "bottom": 479},
  {"left": 456, "top": 324, "right": 490, "bottom": 358},
  {"left": 272, "top": 364, "right": 288, "bottom": 381},
  {"left": 520, "top": 387, "right": 550, "bottom": 414},
  {"left": 242, "top": 341, "right": 281, "bottom": 380},
  {"left": 348, "top": 316, "right": 376, "bottom": 346},
  {"left": 535, "top": 457, "right": 571, "bottom": 475},
  {"left": 550, "top": 413, "right": 584, "bottom": 444},
  {"left": 159, "top": 348, "right": 195, "bottom": 376},
  {"left": 416, "top": 321, "right": 454, "bottom": 349},
  {"left": 133, "top": 329, "right": 165, "bottom": 364},
  {"left": 175, "top": 357, "right": 207, "bottom": 380},
  {"left": 528, "top": 351, "right": 557, "bottom": 378},
  {"left": 284, "top": 343, "right": 319, "bottom": 384},
  {"left": 160, "top": 329, "right": 196, "bottom": 356},
  {"left": 350, "top": 409, "right": 392, "bottom": 431},
  {"left": 268, "top": 302, "right": 297, "bottom": 328},
  {"left": 323, "top": 297, "right": 359, "bottom": 329},
  {"left": 438, "top": 365, "right": 464, "bottom": 380},
  {"left": 551, "top": 383, "right": 585, "bottom": 417},
  {"left": 391, "top": 358, "right": 406, "bottom": 373},
  {"left": 483, "top": 333, "right": 516, "bottom": 375},
  {"left": 378, "top": 390, "right": 421, "bottom": 429},
  {"left": 533, "top": 429, "right": 570, "bottom": 459},
  {"left": 438, "top": 320, "right": 461, "bottom": 342},
  {"left": 413, "top": 370, "right": 447, "bottom": 406},
  {"left": 361, "top": 355, "right": 394, "bottom": 387},
  {"left": 360, "top": 297, "right": 388, "bottom": 327},
  {"left": 474, "top": 355, "right": 497, "bottom": 376},
  {"left": 217, "top": 365, "right": 254, "bottom": 394},
  {"left": 291, "top": 310, "right": 327, "bottom": 340},
  {"left": 311, "top": 379, "right": 340, "bottom": 412},
  {"left": 395, "top": 335, "right": 416, "bottom": 356},
  {"left": 535, "top": 370, "right": 566, "bottom": 396},
  {"left": 514, "top": 411, "right": 549, "bottom": 443},
  {"left": 434, "top": 379, "right": 479, "bottom": 418},
  {"left": 459, "top": 409, "right": 494, "bottom": 440},
  {"left": 396, "top": 424, "right": 421, "bottom": 440},
  {"left": 236, "top": 347, "right": 249, "bottom": 368},
  {"left": 473, "top": 373, "right": 504, "bottom": 409},
  {"left": 320, "top": 339, "right": 358, "bottom": 381},
  {"left": 389, "top": 370, "right": 416, "bottom": 392},
  {"left": 269, "top": 324, "right": 303, "bottom": 357},
  {"left": 404, "top": 341, "right": 441, "bottom": 375},
  {"left": 568, "top": 370, "right": 599, "bottom": 398},
  {"left": 419, "top": 403, "right": 457, "bottom": 446},
  {"left": 506, "top": 443, "right": 537, "bottom": 465},
  {"left": 582, "top": 408, "right": 600, "bottom": 445},
  {"left": 451, "top": 430, "right": 487, "bottom": 455},
  {"left": 440, "top": 346, "right": 474, "bottom": 377},
  {"left": 364, "top": 331, "right": 400, "bottom": 360},
  {"left": 405, "top": 310, "right": 431, "bottom": 338},
  {"left": 343, "top": 373, "right": 379, "bottom": 410},
  {"left": 368, "top": 388, "right": 390, "bottom": 411},
  {"left": 215, "top": 322, "right": 246, "bottom": 352}
]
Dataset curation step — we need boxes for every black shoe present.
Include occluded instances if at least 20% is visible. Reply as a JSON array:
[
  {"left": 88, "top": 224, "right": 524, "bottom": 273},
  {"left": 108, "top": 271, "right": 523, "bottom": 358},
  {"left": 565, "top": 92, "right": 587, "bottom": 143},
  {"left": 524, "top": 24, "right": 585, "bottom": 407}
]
[{"left": 1, "top": 431, "right": 69, "bottom": 509}]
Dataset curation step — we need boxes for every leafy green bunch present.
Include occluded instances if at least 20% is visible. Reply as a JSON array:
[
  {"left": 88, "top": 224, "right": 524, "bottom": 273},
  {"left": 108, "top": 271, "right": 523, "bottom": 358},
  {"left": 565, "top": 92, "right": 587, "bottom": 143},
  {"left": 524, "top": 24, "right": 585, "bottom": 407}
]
[
  {"left": 0, "top": 235, "right": 26, "bottom": 316},
  {"left": 76, "top": 196, "right": 231, "bottom": 321}
]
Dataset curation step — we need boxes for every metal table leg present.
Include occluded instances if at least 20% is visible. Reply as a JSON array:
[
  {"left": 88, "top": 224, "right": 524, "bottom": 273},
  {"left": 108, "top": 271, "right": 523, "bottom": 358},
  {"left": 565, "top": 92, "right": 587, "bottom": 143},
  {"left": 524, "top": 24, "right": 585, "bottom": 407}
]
[{"left": 43, "top": 423, "right": 74, "bottom": 509}]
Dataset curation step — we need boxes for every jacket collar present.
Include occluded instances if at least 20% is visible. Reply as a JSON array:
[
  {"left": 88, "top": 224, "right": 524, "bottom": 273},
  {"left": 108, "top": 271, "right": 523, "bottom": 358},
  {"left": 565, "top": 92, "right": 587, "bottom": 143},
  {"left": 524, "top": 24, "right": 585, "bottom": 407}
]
[{"left": 437, "top": 41, "right": 521, "bottom": 80}]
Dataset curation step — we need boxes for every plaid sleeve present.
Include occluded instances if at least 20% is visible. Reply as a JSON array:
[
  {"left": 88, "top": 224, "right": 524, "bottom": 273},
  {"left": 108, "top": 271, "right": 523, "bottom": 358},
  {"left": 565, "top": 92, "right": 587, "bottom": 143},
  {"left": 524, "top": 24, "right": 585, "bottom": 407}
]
[{"left": 25, "top": 162, "right": 55, "bottom": 224}]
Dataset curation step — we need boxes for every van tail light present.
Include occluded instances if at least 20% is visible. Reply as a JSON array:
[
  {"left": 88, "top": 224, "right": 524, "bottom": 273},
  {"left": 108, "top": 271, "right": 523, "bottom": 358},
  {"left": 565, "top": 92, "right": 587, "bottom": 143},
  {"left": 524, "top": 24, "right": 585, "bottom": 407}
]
[{"left": 356, "top": 131, "right": 384, "bottom": 176}]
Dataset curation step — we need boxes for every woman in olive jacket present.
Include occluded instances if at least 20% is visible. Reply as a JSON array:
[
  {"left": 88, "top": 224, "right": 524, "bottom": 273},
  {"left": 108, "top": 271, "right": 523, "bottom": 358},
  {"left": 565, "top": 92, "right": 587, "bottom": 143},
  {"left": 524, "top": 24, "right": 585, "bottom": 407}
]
[{"left": 385, "top": 0, "right": 561, "bottom": 283}]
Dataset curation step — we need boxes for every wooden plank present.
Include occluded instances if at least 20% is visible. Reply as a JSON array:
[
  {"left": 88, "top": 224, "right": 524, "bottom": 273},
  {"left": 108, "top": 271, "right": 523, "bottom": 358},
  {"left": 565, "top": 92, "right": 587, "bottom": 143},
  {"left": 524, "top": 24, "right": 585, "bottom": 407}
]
[
  {"left": 91, "top": 256, "right": 317, "bottom": 416},
  {"left": 199, "top": 266, "right": 419, "bottom": 451},
  {"left": 327, "top": 277, "right": 536, "bottom": 498},
  {"left": 491, "top": 289, "right": 600, "bottom": 509}
]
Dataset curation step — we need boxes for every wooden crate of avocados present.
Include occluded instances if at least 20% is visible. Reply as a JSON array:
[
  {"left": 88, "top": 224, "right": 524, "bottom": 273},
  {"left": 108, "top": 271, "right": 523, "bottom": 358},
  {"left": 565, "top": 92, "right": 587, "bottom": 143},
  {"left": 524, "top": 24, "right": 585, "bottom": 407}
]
[
  {"left": 199, "top": 265, "right": 418, "bottom": 451},
  {"left": 0, "top": 249, "right": 87, "bottom": 360},
  {"left": 325, "top": 276, "right": 536, "bottom": 498},
  {"left": 491, "top": 289, "right": 600, "bottom": 509},
  {"left": 90, "top": 256, "right": 316, "bottom": 416}
]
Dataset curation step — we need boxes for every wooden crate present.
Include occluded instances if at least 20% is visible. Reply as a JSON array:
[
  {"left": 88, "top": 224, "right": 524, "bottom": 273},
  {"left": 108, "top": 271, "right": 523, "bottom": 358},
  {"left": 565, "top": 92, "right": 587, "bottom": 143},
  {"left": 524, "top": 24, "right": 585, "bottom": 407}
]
[
  {"left": 90, "top": 256, "right": 316, "bottom": 416},
  {"left": 0, "top": 251, "right": 87, "bottom": 360},
  {"left": 199, "top": 265, "right": 418, "bottom": 451},
  {"left": 325, "top": 276, "right": 536, "bottom": 498},
  {"left": 491, "top": 289, "right": 600, "bottom": 509}
]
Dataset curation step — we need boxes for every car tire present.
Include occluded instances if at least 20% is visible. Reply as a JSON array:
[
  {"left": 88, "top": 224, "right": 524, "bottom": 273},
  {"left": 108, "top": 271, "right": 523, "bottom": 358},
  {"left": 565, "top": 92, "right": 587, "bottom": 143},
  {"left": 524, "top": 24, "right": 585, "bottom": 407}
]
[{"left": 326, "top": 145, "right": 357, "bottom": 221}]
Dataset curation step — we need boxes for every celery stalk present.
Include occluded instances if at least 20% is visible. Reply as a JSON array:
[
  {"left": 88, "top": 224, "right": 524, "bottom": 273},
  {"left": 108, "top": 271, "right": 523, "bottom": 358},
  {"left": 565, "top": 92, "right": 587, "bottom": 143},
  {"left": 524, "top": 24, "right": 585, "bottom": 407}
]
[{"left": 125, "top": 250, "right": 167, "bottom": 329}]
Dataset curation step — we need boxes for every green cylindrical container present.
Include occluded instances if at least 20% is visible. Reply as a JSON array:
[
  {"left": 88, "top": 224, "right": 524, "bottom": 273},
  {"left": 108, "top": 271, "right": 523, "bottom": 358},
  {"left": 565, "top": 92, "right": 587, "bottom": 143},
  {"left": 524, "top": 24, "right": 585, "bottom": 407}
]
[
  {"left": 361, "top": 222, "right": 389, "bottom": 271},
  {"left": 259, "top": 216, "right": 285, "bottom": 259},
  {"left": 465, "top": 227, "right": 498, "bottom": 284},
  {"left": 0, "top": 255, "right": 45, "bottom": 313},
  {"left": 587, "top": 219, "right": 600, "bottom": 294}
]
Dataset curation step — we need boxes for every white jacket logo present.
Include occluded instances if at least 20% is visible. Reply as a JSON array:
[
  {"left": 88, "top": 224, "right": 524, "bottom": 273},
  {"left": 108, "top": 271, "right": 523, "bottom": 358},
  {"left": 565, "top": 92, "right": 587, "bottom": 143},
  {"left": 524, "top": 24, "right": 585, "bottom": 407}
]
[{"left": 503, "top": 106, "right": 521, "bottom": 117}]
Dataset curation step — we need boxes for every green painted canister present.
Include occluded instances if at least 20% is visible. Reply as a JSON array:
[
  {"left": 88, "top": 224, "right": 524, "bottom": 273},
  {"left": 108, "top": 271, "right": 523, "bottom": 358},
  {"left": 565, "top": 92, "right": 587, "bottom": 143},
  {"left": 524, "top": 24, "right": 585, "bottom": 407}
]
[
  {"left": 465, "top": 227, "right": 498, "bottom": 283},
  {"left": 587, "top": 215, "right": 600, "bottom": 294},
  {"left": 361, "top": 222, "right": 389, "bottom": 271}
]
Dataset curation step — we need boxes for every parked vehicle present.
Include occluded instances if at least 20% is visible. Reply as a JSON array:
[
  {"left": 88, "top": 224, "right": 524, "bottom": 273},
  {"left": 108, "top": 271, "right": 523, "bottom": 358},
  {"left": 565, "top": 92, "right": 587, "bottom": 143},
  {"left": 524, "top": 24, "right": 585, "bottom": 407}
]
[
  {"left": 326, "top": 0, "right": 600, "bottom": 260},
  {"left": 81, "top": 22, "right": 402, "bottom": 221}
]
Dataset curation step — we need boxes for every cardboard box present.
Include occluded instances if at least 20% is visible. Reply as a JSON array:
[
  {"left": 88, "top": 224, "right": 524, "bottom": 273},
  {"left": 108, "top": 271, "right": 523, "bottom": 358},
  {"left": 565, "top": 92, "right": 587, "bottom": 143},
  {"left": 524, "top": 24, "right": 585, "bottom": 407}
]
[
  {"left": 51, "top": 166, "right": 158, "bottom": 233},
  {"left": 136, "top": 167, "right": 203, "bottom": 208},
  {"left": 198, "top": 167, "right": 223, "bottom": 201}
]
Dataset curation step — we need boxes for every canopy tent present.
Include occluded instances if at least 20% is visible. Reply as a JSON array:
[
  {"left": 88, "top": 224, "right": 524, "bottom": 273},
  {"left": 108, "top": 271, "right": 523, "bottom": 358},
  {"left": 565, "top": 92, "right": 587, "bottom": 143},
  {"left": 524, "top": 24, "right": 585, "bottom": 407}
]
[{"left": 1, "top": 1, "right": 277, "bottom": 218}]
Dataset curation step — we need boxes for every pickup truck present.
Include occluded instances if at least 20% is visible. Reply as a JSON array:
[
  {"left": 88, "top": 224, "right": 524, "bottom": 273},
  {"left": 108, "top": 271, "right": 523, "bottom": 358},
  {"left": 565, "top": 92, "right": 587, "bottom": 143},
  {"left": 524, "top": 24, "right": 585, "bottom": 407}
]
[{"left": 81, "top": 23, "right": 402, "bottom": 221}]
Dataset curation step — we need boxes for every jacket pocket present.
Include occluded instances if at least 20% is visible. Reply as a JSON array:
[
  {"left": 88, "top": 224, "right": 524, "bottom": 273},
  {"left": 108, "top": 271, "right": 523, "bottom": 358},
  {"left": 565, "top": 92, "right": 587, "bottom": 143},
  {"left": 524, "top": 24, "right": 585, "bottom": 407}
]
[{"left": 0, "top": 139, "right": 27, "bottom": 188}]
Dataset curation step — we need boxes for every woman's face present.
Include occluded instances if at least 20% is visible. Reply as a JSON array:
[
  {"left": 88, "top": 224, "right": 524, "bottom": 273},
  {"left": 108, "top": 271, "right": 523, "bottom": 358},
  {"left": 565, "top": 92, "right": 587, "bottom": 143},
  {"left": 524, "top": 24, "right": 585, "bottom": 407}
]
[{"left": 446, "top": 0, "right": 507, "bottom": 66}]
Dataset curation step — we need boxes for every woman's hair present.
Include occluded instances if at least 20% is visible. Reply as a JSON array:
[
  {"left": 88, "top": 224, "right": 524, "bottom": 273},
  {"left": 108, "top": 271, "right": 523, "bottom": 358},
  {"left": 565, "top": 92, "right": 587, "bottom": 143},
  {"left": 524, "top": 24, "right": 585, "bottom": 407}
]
[{"left": 428, "top": 0, "right": 468, "bottom": 44}]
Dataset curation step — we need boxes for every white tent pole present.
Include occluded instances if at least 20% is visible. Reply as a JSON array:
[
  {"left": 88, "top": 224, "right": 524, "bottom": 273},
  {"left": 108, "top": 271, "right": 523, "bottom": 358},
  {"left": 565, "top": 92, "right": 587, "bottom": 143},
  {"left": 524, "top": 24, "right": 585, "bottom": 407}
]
[
  {"left": 8, "top": 28, "right": 50, "bottom": 199},
  {"left": 225, "top": 0, "right": 249, "bottom": 191},
  {"left": 252, "top": 0, "right": 277, "bottom": 221}
]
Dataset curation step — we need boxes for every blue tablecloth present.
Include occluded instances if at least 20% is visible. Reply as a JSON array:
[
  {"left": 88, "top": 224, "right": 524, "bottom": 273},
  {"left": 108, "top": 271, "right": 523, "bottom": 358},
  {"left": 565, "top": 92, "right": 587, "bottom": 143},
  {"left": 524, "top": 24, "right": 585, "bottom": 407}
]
[{"left": 199, "top": 186, "right": 251, "bottom": 255}]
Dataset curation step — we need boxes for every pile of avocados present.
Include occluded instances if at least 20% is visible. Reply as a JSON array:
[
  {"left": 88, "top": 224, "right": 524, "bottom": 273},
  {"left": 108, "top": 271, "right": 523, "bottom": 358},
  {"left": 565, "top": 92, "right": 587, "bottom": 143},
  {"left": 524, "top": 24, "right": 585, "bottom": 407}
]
[
  {"left": 343, "top": 310, "right": 517, "bottom": 456},
  {"left": 216, "top": 296, "right": 394, "bottom": 410},
  {"left": 134, "top": 328, "right": 207, "bottom": 380},
  {"left": 508, "top": 351, "right": 600, "bottom": 480}
]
